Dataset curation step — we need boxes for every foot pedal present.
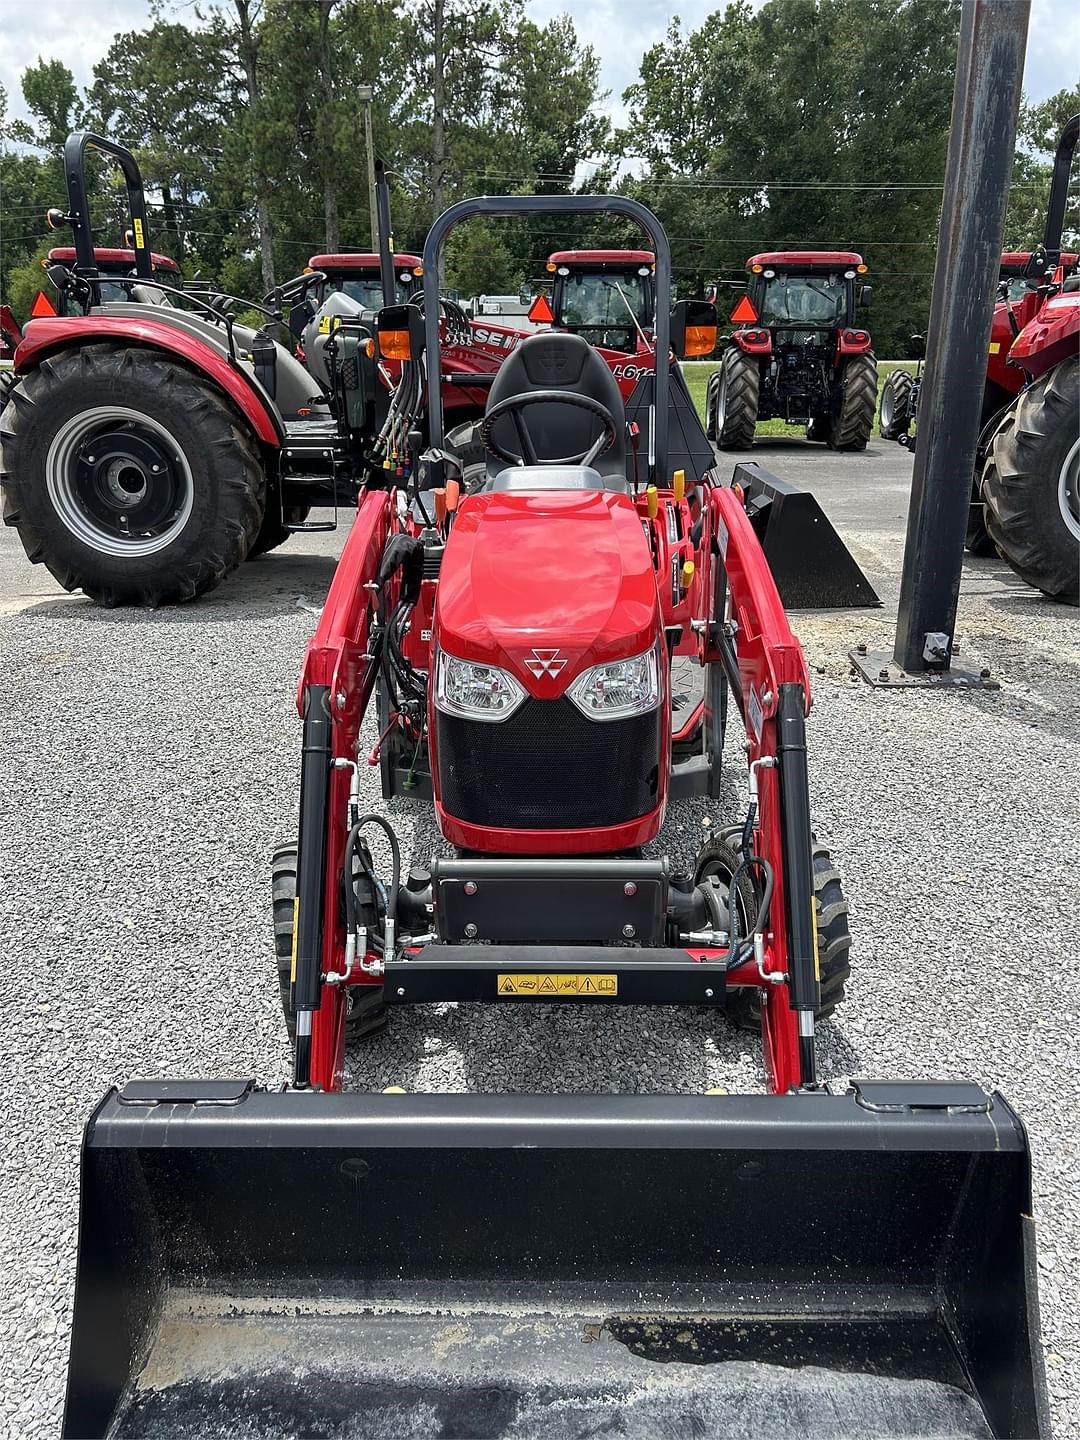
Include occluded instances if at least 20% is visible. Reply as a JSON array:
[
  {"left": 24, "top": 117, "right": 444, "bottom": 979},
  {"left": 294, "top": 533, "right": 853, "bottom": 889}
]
[{"left": 287, "top": 520, "right": 338, "bottom": 533}]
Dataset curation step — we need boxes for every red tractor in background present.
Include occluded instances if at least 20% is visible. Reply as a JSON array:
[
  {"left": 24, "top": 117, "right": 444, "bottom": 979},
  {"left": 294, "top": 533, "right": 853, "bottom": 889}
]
[
  {"left": 974, "top": 114, "right": 1079, "bottom": 598},
  {"left": 705, "top": 251, "right": 876, "bottom": 451}
]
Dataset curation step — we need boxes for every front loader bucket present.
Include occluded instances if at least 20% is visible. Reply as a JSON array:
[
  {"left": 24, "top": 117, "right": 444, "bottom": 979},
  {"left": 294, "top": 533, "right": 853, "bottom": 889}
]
[
  {"left": 64, "top": 1081, "right": 1047, "bottom": 1440},
  {"left": 733, "top": 461, "right": 882, "bottom": 608}
]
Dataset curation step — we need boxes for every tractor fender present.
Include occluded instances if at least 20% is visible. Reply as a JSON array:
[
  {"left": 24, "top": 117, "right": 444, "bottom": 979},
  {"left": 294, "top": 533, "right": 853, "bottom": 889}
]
[
  {"left": 12, "top": 316, "right": 284, "bottom": 447},
  {"left": 1007, "top": 292, "right": 1080, "bottom": 379},
  {"left": 731, "top": 327, "right": 772, "bottom": 355},
  {"left": 836, "top": 327, "right": 872, "bottom": 357}
]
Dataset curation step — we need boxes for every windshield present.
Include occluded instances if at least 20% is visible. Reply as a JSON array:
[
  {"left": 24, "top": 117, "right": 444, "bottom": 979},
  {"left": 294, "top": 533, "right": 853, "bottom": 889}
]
[
  {"left": 759, "top": 275, "right": 847, "bottom": 326},
  {"left": 560, "top": 271, "right": 650, "bottom": 329},
  {"left": 336, "top": 275, "right": 411, "bottom": 307}
]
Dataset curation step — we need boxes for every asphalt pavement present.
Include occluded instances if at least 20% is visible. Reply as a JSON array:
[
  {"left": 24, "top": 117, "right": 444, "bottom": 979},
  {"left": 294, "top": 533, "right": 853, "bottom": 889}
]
[{"left": 0, "top": 434, "right": 1077, "bottom": 1437}]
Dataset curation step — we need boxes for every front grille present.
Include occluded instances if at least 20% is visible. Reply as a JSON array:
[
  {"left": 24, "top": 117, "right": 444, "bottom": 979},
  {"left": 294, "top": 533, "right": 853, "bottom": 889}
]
[{"left": 437, "top": 697, "right": 661, "bottom": 830}]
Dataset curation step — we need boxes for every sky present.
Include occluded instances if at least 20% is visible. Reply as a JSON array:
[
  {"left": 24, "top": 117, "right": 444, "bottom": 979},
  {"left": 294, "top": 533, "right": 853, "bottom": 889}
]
[{"left": 0, "top": 0, "right": 1077, "bottom": 138}]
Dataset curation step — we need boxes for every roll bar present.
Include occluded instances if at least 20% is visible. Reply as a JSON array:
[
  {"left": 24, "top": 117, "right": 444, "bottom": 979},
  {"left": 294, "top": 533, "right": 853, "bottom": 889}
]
[
  {"left": 62, "top": 133, "right": 154, "bottom": 285},
  {"left": 1042, "top": 113, "right": 1079, "bottom": 260},
  {"left": 422, "top": 195, "right": 674, "bottom": 483}
]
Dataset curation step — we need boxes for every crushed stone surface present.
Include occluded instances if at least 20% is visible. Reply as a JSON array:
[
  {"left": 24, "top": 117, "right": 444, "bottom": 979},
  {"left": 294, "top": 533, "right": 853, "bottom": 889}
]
[{"left": 0, "top": 441, "right": 1076, "bottom": 1436}]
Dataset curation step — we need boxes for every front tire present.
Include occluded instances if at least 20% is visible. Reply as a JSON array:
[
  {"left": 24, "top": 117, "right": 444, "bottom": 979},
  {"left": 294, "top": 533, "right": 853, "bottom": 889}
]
[
  {"left": 694, "top": 836, "right": 852, "bottom": 1030},
  {"left": 879, "top": 368, "right": 914, "bottom": 440},
  {"left": 829, "top": 353, "right": 877, "bottom": 451},
  {"left": 982, "top": 357, "right": 1079, "bottom": 604},
  {"left": 271, "top": 844, "right": 387, "bottom": 1043},
  {"left": 0, "top": 345, "right": 264, "bottom": 605},
  {"left": 715, "top": 347, "right": 760, "bottom": 450}
]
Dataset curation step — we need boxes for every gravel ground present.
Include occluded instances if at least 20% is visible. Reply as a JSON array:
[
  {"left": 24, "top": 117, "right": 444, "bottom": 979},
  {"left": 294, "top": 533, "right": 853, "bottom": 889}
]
[{"left": 0, "top": 442, "right": 1077, "bottom": 1437}]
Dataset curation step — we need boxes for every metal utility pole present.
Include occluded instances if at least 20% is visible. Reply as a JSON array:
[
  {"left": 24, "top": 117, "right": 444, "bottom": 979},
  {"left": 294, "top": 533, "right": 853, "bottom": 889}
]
[
  {"left": 358, "top": 84, "right": 379, "bottom": 251},
  {"left": 881, "top": 0, "right": 1030, "bottom": 684}
]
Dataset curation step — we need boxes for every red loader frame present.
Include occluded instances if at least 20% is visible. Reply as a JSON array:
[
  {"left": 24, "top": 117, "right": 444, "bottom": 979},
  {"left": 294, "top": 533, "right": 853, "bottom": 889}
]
[{"left": 297, "top": 475, "right": 816, "bottom": 1096}]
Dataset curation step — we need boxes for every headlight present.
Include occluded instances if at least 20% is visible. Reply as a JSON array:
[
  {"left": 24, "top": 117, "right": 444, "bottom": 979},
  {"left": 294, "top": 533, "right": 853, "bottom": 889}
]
[
  {"left": 434, "top": 651, "right": 526, "bottom": 722},
  {"left": 568, "top": 645, "right": 661, "bottom": 721}
]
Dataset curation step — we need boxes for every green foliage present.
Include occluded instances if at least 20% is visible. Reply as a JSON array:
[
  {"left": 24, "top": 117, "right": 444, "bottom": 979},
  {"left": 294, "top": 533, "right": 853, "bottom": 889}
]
[
  {"left": 0, "top": 0, "right": 1071, "bottom": 342},
  {"left": 622, "top": 0, "right": 963, "bottom": 355}
]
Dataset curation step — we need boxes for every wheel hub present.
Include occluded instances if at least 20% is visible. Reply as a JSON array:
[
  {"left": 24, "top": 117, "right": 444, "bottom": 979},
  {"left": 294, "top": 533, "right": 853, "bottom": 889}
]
[
  {"left": 1057, "top": 435, "right": 1080, "bottom": 542},
  {"left": 47, "top": 406, "right": 194, "bottom": 557}
]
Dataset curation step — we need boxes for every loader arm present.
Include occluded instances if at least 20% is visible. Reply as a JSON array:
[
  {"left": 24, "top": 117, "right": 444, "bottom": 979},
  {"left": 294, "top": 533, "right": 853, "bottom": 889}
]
[{"left": 704, "top": 483, "right": 816, "bottom": 1093}]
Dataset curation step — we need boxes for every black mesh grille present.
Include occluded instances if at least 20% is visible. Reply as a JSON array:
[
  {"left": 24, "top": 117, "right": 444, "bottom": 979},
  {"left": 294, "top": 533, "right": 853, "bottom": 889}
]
[{"left": 437, "top": 697, "right": 661, "bottom": 830}]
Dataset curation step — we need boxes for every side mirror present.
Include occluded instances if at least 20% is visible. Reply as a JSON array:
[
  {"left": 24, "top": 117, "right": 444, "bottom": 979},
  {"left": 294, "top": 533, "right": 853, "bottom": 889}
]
[
  {"left": 907, "top": 333, "right": 926, "bottom": 361},
  {"left": 670, "top": 298, "right": 718, "bottom": 358},
  {"left": 377, "top": 303, "right": 425, "bottom": 361},
  {"left": 859, "top": 285, "right": 873, "bottom": 307}
]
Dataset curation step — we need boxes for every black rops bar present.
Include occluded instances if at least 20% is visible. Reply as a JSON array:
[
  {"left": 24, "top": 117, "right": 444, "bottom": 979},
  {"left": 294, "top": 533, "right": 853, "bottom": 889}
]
[
  {"left": 423, "top": 194, "right": 673, "bottom": 482},
  {"left": 63, "top": 132, "right": 154, "bottom": 285},
  {"left": 374, "top": 160, "right": 395, "bottom": 306},
  {"left": 292, "top": 683, "right": 332, "bottom": 1085},
  {"left": 1043, "top": 112, "right": 1079, "bottom": 259}
]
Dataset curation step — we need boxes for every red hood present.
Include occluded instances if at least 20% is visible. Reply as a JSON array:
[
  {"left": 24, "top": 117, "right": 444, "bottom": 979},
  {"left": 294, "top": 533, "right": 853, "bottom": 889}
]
[{"left": 434, "top": 488, "right": 659, "bottom": 695}]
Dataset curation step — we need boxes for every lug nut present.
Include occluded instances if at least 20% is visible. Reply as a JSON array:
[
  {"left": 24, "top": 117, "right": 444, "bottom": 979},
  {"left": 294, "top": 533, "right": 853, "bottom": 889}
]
[
  {"left": 705, "top": 988, "right": 714, "bottom": 999},
  {"left": 623, "top": 882, "right": 637, "bottom": 896},
  {"left": 622, "top": 923, "right": 636, "bottom": 939},
  {"left": 464, "top": 881, "right": 477, "bottom": 896},
  {"left": 878, "top": 668, "right": 889, "bottom": 681},
  {"left": 980, "top": 667, "right": 991, "bottom": 679},
  {"left": 464, "top": 922, "right": 478, "bottom": 938},
  {"left": 396, "top": 987, "right": 405, "bottom": 997},
  {"left": 856, "top": 642, "right": 867, "bottom": 655}
]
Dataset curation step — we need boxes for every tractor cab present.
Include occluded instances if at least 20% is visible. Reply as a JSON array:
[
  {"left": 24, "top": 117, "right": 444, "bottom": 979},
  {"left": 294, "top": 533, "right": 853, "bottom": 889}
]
[
  {"left": 742, "top": 250, "right": 869, "bottom": 336},
  {"left": 306, "top": 252, "right": 422, "bottom": 310},
  {"left": 42, "top": 245, "right": 182, "bottom": 316},
  {"left": 545, "top": 249, "right": 655, "bottom": 353}
]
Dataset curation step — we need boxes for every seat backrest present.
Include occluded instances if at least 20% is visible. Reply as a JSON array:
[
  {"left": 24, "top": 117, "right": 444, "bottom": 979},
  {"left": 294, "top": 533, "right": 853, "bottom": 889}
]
[{"left": 484, "top": 333, "right": 627, "bottom": 483}]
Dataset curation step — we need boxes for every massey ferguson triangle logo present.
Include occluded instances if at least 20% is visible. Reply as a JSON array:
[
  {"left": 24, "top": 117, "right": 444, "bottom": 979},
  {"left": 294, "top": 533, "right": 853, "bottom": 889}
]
[{"left": 524, "top": 648, "right": 567, "bottom": 678}]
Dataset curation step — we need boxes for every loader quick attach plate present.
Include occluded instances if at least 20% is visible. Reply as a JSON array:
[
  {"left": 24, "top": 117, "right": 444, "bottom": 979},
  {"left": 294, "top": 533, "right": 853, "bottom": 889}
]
[
  {"left": 63, "top": 1084, "right": 1048, "bottom": 1440},
  {"left": 431, "top": 857, "right": 667, "bottom": 947}
]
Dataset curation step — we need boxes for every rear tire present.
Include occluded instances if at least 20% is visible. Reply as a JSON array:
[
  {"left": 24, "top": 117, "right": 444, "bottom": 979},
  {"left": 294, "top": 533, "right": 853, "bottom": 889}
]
[
  {"left": 271, "top": 843, "right": 388, "bottom": 1042},
  {"left": 715, "top": 347, "right": 760, "bottom": 449},
  {"left": 705, "top": 369, "right": 721, "bottom": 441},
  {"left": 446, "top": 419, "right": 489, "bottom": 492},
  {"left": 247, "top": 499, "right": 310, "bottom": 558},
  {"left": 694, "top": 836, "right": 851, "bottom": 1030},
  {"left": 829, "top": 353, "right": 877, "bottom": 451},
  {"left": 0, "top": 345, "right": 264, "bottom": 605},
  {"left": 982, "top": 357, "right": 1080, "bottom": 604},
  {"left": 878, "top": 368, "right": 914, "bottom": 440}
]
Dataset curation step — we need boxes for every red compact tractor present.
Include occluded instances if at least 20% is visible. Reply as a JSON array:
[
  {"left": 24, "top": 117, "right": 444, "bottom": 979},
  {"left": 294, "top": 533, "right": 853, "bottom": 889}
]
[
  {"left": 62, "top": 193, "right": 1046, "bottom": 1440},
  {"left": 706, "top": 251, "right": 876, "bottom": 450},
  {"left": 0, "top": 134, "right": 509, "bottom": 604}
]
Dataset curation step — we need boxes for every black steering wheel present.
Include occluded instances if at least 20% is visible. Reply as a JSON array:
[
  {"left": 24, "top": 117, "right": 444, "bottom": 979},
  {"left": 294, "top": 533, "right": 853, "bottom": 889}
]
[{"left": 480, "top": 390, "right": 619, "bottom": 467}]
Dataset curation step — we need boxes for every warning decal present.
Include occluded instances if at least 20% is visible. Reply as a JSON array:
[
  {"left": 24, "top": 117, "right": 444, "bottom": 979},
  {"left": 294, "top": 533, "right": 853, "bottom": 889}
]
[{"left": 497, "top": 973, "right": 618, "bottom": 998}]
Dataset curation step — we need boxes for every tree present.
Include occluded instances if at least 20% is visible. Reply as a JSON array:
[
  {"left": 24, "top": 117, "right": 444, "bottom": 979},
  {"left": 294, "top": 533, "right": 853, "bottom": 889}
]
[{"left": 1003, "top": 82, "right": 1080, "bottom": 252}]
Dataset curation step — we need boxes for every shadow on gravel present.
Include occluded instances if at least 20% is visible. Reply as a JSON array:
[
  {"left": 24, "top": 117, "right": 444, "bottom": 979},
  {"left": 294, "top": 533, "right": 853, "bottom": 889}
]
[{"left": 6, "top": 551, "right": 342, "bottom": 624}]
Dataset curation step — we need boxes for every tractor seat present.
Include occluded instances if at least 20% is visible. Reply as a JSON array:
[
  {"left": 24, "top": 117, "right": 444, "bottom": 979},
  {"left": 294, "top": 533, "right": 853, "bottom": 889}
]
[{"left": 483, "top": 333, "right": 628, "bottom": 490}]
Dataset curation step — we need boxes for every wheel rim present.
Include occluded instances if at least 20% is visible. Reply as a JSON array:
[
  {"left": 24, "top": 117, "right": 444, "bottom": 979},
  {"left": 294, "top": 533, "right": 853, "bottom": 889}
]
[
  {"left": 717, "top": 366, "right": 729, "bottom": 433},
  {"left": 46, "top": 406, "right": 194, "bottom": 556},
  {"left": 1057, "top": 435, "right": 1080, "bottom": 542},
  {"left": 697, "top": 851, "right": 752, "bottom": 937},
  {"left": 880, "top": 384, "right": 894, "bottom": 428}
]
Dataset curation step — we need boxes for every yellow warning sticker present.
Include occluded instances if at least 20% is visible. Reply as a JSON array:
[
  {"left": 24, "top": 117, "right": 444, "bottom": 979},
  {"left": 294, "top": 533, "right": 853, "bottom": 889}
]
[
  {"left": 290, "top": 897, "right": 300, "bottom": 984},
  {"left": 133, "top": 217, "right": 145, "bottom": 248},
  {"left": 497, "top": 973, "right": 618, "bottom": 998},
  {"left": 988, "top": 341, "right": 1001, "bottom": 354},
  {"left": 318, "top": 313, "right": 343, "bottom": 334}
]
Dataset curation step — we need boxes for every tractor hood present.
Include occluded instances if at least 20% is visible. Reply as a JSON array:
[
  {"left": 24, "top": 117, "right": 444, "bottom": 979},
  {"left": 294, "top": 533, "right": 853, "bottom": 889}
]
[{"left": 434, "top": 487, "right": 659, "bottom": 694}]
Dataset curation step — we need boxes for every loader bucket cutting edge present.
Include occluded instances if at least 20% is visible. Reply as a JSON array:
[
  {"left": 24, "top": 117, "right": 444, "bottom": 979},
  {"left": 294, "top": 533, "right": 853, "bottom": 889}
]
[{"left": 64, "top": 1083, "right": 1047, "bottom": 1440}]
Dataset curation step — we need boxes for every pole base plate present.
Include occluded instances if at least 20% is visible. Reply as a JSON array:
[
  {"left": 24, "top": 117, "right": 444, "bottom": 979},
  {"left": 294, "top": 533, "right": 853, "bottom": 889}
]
[{"left": 848, "top": 649, "right": 1000, "bottom": 690}]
